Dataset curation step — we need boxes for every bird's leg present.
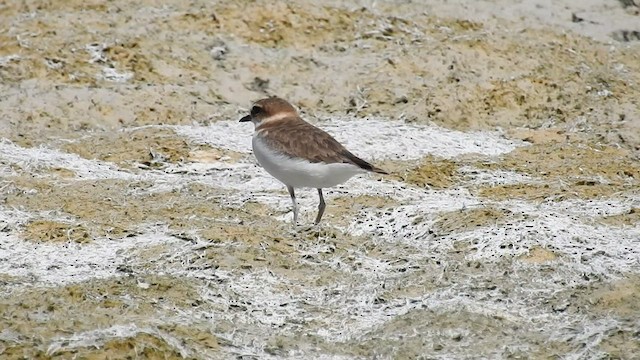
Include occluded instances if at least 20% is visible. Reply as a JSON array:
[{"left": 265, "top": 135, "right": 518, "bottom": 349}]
[
  {"left": 287, "top": 185, "right": 298, "bottom": 224},
  {"left": 315, "top": 188, "right": 326, "bottom": 225}
]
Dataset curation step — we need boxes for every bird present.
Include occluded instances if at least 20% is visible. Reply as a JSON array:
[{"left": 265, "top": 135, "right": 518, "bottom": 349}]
[{"left": 239, "top": 96, "right": 388, "bottom": 225}]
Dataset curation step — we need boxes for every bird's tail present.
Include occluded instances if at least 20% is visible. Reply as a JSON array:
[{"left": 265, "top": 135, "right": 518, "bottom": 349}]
[
  {"left": 342, "top": 151, "right": 389, "bottom": 175},
  {"left": 369, "top": 165, "right": 389, "bottom": 175}
]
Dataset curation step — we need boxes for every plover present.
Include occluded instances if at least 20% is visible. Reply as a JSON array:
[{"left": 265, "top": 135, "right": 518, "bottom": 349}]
[{"left": 240, "top": 97, "right": 388, "bottom": 225}]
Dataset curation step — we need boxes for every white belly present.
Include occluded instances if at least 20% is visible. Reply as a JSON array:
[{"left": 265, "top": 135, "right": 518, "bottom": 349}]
[{"left": 252, "top": 135, "right": 364, "bottom": 188}]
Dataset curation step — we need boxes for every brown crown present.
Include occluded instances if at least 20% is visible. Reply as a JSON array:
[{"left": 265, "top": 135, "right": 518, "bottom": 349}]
[{"left": 252, "top": 97, "right": 298, "bottom": 120}]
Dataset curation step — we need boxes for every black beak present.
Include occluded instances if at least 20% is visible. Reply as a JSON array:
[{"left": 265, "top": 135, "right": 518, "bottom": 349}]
[{"left": 239, "top": 115, "right": 252, "bottom": 122}]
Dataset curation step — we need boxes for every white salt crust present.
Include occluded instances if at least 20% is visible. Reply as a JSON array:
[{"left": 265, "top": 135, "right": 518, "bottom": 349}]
[{"left": 0, "top": 119, "right": 638, "bottom": 359}]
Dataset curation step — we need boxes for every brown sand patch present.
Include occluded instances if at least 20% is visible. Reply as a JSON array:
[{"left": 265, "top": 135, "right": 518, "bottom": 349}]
[
  {"left": 213, "top": 1, "right": 415, "bottom": 48},
  {"left": 43, "top": 333, "right": 194, "bottom": 360},
  {"left": 352, "top": 307, "right": 564, "bottom": 359},
  {"left": 596, "top": 283, "right": 640, "bottom": 359},
  {"left": 127, "top": 205, "right": 371, "bottom": 286},
  {"left": 187, "top": 148, "right": 244, "bottom": 163},
  {"left": 386, "top": 156, "right": 458, "bottom": 189},
  {"left": 156, "top": 184, "right": 278, "bottom": 243},
  {"left": 330, "top": 195, "right": 398, "bottom": 227},
  {"left": 474, "top": 143, "right": 640, "bottom": 200},
  {"left": 431, "top": 207, "right": 521, "bottom": 236},
  {"left": 488, "top": 143, "right": 640, "bottom": 181},
  {"left": 438, "top": 32, "right": 640, "bottom": 136},
  {"left": 159, "top": 324, "right": 220, "bottom": 352},
  {"left": 518, "top": 246, "right": 558, "bottom": 263},
  {"left": 0, "top": 176, "right": 54, "bottom": 199},
  {"left": 3, "top": 178, "right": 272, "bottom": 241},
  {"left": 2, "top": 0, "right": 639, "bottom": 151},
  {"left": 62, "top": 127, "right": 242, "bottom": 169},
  {"left": 23, "top": 220, "right": 91, "bottom": 243},
  {"left": 175, "top": 225, "right": 295, "bottom": 272},
  {"left": 46, "top": 167, "right": 77, "bottom": 178},
  {"left": 375, "top": 159, "right": 414, "bottom": 178},
  {"left": 506, "top": 128, "right": 569, "bottom": 144},
  {"left": 0, "top": 274, "right": 24, "bottom": 287},
  {"left": 544, "top": 276, "right": 640, "bottom": 358},
  {"left": 0, "top": 7, "right": 163, "bottom": 85},
  {"left": 164, "top": 221, "right": 355, "bottom": 276},
  {"left": 599, "top": 208, "right": 640, "bottom": 227},
  {"left": 475, "top": 182, "right": 633, "bottom": 201},
  {"left": 103, "top": 42, "right": 160, "bottom": 82},
  {"left": 130, "top": 184, "right": 273, "bottom": 241},
  {"left": 189, "top": 218, "right": 284, "bottom": 245},
  {"left": 3, "top": 178, "right": 151, "bottom": 240},
  {"left": 1, "top": 333, "right": 191, "bottom": 360},
  {"left": 590, "top": 276, "right": 640, "bottom": 318},
  {"left": 600, "top": 330, "right": 640, "bottom": 360},
  {"left": 0, "top": 275, "right": 205, "bottom": 359}
]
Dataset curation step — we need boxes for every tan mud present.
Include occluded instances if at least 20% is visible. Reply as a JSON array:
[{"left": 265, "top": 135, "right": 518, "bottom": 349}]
[
  {"left": 473, "top": 142, "right": 640, "bottom": 200},
  {"left": 330, "top": 194, "right": 399, "bottom": 227},
  {"left": 3, "top": 0, "right": 639, "bottom": 148},
  {"left": 600, "top": 207, "right": 640, "bottom": 227},
  {"left": 4, "top": 178, "right": 273, "bottom": 241},
  {"left": 485, "top": 143, "right": 640, "bottom": 181},
  {"left": 404, "top": 159, "right": 459, "bottom": 189},
  {"left": 543, "top": 275, "right": 640, "bottom": 359},
  {"left": 431, "top": 207, "right": 523, "bottom": 236},
  {"left": 0, "top": 275, "right": 206, "bottom": 359},
  {"left": 1, "top": 0, "right": 640, "bottom": 358},
  {"left": 590, "top": 276, "right": 640, "bottom": 318},
  {"left": 474, "top": 182, "right": 634, "bottom": 201},
  {"left": 23, "top": 219, "right": 91, "bottom": 243},
  {"left": 62, "top": 127, "right": 243, "bottom": 170},
  {"left": 518, "top": 246, "right": 559, "bottom": 263}
]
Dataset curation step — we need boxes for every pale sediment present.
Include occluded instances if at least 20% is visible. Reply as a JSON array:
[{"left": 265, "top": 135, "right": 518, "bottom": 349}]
[{"left": 1, "top": 0, "right": 639, "bottom": 358}]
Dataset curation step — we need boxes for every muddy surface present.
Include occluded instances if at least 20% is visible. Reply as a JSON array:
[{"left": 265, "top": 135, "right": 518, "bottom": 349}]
[{"left": 1, "top": 0, "right": 639, "bottom": 359}]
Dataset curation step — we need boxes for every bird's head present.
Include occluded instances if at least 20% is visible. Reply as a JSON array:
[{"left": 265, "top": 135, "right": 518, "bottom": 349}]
[{"left": 239, "top": 97, "right": 298, "bottom": 126}]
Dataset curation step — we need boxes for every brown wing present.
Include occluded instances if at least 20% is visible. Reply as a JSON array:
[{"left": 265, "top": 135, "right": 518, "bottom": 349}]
[{"left": 259, "top": 118, "right": 387, "bottom": 174}]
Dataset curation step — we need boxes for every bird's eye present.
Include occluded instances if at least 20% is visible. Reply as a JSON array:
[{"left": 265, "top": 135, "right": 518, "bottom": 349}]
[{"left": 250, "top": 106, "right": 262, "bottom": 116}]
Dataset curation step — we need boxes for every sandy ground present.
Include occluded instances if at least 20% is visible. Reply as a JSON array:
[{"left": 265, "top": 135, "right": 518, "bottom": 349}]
[{"left": 1, "top": 0, "right": 639, "bottom": 358}]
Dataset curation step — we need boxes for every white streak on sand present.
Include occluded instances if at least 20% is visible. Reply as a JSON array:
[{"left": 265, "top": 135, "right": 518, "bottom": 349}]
[
  {"left": 1, "top": 120, "right": 638, "bottom": 359},
  {"left": 173, "top": 117, "right": 523, "bottom": 160},
  {"left": 0, "top": 139, "right": 134, "bottom": 180}
]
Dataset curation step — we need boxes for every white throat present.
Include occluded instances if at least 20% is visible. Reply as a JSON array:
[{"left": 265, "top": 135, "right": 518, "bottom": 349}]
[{"left": 254, "top": 112, "right": 296, "bottom": 129}]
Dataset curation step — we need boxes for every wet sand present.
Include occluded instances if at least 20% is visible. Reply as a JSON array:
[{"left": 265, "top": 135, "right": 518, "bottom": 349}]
[{"left": 1, "top": 0, "right": 639, "bottom": 358}]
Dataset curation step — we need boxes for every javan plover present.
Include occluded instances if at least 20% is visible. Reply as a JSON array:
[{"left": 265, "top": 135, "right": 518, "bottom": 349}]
[{"left": 240, "top": 97, "right": 388, "bottom": 224}]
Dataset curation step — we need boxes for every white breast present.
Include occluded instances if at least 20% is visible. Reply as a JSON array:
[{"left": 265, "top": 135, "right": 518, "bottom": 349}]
[{"left": 252, "top": 134, "right": 365, "bottom": 189}]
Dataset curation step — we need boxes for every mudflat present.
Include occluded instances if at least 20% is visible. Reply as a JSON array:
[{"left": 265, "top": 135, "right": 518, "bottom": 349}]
[{"left": 1, "top": 0, "right": 639, "bottom": 358}]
